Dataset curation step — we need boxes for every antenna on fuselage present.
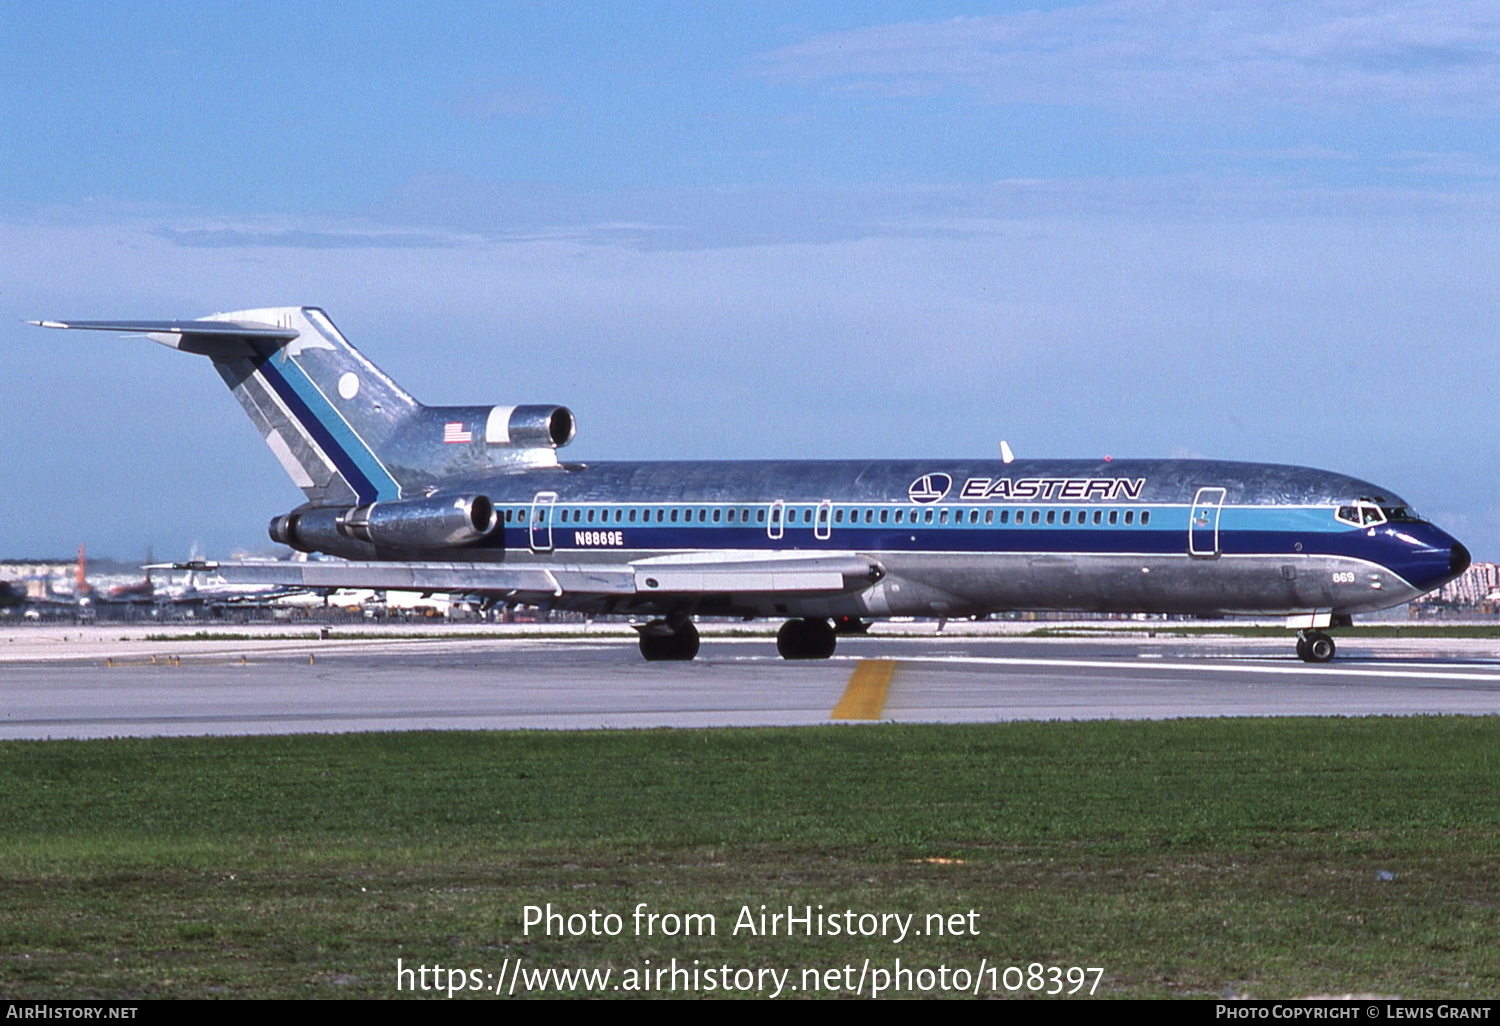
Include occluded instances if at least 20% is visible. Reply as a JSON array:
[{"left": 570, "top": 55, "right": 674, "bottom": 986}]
[{"left": 1000, "top": 440, "right": 1015, "bottom": 464}]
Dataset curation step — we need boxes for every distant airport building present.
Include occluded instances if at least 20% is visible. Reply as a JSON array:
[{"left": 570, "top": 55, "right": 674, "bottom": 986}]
[{"left": 1418, "top": 561, "right": 1500, "bottom": 609}]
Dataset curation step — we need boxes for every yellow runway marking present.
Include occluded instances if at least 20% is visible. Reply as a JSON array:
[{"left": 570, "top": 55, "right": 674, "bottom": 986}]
[{"left": 830, "top": 659, "right": 896, "bottom": 720}]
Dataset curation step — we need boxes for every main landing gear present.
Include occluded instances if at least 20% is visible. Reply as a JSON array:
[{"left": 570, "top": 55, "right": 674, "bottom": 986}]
[
  {"left": 1296, "top": 630, "right": 1336, "bottom": 664},
  {"left": 777, "top": 617, "right": 837, "bottom": 660},
  {"left": 637, "top": 618, "right": 700, "bottom": 661}
]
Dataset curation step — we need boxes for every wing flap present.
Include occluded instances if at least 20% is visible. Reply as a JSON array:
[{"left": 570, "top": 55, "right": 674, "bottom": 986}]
[{"left": 187, "top": 553, "right": 881, "bottom": 598}]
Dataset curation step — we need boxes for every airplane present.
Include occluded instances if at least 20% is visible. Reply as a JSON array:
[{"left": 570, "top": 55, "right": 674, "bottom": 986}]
[{"left": 33, "top": 307, "right": 1470, "bottom": 663}]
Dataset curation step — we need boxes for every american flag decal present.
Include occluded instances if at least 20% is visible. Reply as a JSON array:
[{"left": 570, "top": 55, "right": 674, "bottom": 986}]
[{"left": 443, "top": 422, "right": 472, "bottom": 444}]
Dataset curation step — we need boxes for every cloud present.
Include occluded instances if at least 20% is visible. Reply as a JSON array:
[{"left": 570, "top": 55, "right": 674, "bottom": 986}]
[{"left": 755, "top": 1, "right": 1500, "bottom": 112}]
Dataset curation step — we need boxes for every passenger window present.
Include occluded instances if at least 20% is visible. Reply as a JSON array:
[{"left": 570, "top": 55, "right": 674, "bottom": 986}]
[
  {"left": 895, "top": 510, "right": 903, "bottom": 524},
  {"left": 587, "top": 509, "right": 595, "bottom": 523},
  {"left": 985, "top": 509, "right": 994, "bottom": 525},
  {"left": 866, "top": 509, "right": 875, "bottom": 523},
  {"left": 1093, "top": 510, "right": 1102, "bottom": 525},
  {"left": 518, "top": 509, "right": 527, "bottom": 523},
  {"left": 727, "top": 509, "right": 735, "bottom": 523},
  {"left": 713, "top": 509, "right": 721, "bottom": 523},
  {"left": 1109, "top": 510, "right": 1118, "bottom": 525},
  {"left": 819, "top": 507, "right": 829, "bottom": 524},
  {"left": 758, "top": 509, "right": 766, "bottom": 523},
  {"left": 939, "top": 509, "right": 949, "bottom": 524},
  {"left": 1062, "top": 511, "right": 1071, "bottom": 524},
  {"left": 882, "top": 510, "right": 890, "bottom": 523},
  {"left": 670, "top": 508, "right": 679, "bottom": 523},
  {"left": 1046, "top": 510, "right": 1056, "bottom": 525},
  {"left": 1000, "top": 510, "right": 1009, "bottom": 524},
  {"left": 1031, "top": 510, "right": 1040, "bottom": 524},
  {"left": 1125, "top": 510, "right": 1135, "bottom": 525},
  {"left": 969, "top": 509, "right": 979, "bottom": 524},
  {"left": 628, "top": 509, "right": 637, "bottom": 522},
  {"left": 699, "top": 509, "right": 708, "bottom": 522},
  {"left": 925, "top": 509, "right": 934, "bottom": 524},
  {"left": 743, "top": 509, "right": 750, "bottom": 521},
  {"left": 834, "top": 509, "right": 843, "bottom": 524},
  {"left": 1141, "top": 510, "right": 1151, "bottom": 525}
]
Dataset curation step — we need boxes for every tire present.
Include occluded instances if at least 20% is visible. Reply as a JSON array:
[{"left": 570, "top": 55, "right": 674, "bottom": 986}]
[
  {"left": 1295, "top": 637, "right": 1309, "bottom": 661},
  {"left": 1304, "top": 632, "right": 1336, "bottom": 663},
  {"left": 639, "top": 620, "right": 699, "bottom": 661},
  {"left": 777, "top": 618, "right": 837, "bottom": 660}
]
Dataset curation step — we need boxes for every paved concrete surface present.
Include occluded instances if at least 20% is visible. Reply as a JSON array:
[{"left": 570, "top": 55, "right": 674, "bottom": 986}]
[{"left": 1, "top": 624, "right": 1498, "bottom": 739}]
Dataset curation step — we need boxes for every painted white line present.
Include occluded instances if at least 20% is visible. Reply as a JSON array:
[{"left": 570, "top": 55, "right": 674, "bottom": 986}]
[{"left": 891, "top": 654, "right": 1500, "bottom": 684}]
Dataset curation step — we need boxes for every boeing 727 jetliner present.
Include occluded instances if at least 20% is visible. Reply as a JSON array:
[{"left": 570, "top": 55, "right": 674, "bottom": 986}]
[{"left": 35, "top": 307, "right": 1470, "bottom": 663}]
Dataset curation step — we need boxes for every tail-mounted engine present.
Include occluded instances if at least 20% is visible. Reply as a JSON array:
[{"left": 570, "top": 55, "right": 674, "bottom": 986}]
[
  {"left": 486, "top": 405, "right": 576, "bottom": 449},
  {"left": 270, "top": 494, "right": 499, "bottom": 553}
]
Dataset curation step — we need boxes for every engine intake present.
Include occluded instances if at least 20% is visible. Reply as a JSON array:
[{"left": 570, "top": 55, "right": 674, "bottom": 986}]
[{"left": 486, "top": 405, "right": 576, "bottom": 448}]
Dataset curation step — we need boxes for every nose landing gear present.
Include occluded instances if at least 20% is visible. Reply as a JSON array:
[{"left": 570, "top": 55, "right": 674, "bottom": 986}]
[
  {"left": 777, "top": 617, "right": 837, "bottom": 660},
  {"left": 1296, "top": 630, "right": 1336, "bottom": 663}
]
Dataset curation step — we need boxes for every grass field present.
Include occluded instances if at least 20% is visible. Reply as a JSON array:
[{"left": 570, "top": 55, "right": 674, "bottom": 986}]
[{"left": 1, "top": 718, "right": 1497, "bottom": 999}]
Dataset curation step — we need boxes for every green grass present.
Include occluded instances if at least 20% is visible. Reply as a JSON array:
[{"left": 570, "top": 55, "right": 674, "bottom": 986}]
[{"left": 1, "top": 719, "right": 1497, "bottom": 999}]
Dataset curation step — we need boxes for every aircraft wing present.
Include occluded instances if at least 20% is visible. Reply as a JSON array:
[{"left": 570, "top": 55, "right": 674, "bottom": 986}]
[{"left": 177, "top": 552, "right": 882, "bottom": 603}]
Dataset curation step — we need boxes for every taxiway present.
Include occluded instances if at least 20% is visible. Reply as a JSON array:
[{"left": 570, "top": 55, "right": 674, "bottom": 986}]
[{"left": 0, "top": 625, "right": 1497, "bottom": 739}]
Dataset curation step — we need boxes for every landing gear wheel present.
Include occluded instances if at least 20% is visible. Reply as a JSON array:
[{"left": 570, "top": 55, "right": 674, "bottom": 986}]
[
  {"left": 638, "top": 619, "right": 700, "bottom": 661},
  {"left": 777, "top": 618, "right": 837, "bottom": 660},
  {"left": 1297, "top": 631, "right": 1336, "bottom": 664}
]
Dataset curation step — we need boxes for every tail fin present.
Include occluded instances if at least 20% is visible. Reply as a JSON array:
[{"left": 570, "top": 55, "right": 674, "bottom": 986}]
[
  {"left": 204, "top": 306, "right": 416, "bottom": 505},
  {"left": 36, "top": 306, "right": 573, "bottom": 504}
]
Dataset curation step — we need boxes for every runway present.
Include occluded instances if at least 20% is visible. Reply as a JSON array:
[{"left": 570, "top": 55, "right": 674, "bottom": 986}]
[{"left": 1, "top": 625, "right": 1498, "bottom": 739}]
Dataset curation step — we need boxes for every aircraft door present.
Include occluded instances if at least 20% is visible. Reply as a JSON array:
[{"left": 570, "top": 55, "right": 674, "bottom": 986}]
[
  {"left": 530, "top": 492, "right": 557, "bottom": 553},
  {"left": 1189, "top": 487, "right": 1226, "bottom": 557},
  {"left": 815, "top": 499, "right": 833, "bottom": 541},
  {"left": 768, "top": 499, "right": 785, "bottom": 541}
]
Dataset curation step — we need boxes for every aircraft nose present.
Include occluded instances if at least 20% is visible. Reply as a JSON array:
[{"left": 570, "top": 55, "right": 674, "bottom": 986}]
[{"left": 1451, "top": 542, "right": 1472, "bottom": 578}]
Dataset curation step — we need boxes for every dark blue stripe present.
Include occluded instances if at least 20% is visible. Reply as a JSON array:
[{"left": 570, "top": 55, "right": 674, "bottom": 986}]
[
  {"left": 254, "top": 353, "right": 379, "bottom": 504},
  {"left": 495, "top": 523, "right": 1455, "bottom": 589}
]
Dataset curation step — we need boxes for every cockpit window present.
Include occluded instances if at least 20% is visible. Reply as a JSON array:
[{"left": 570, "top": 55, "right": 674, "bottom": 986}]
[
  {"left": 1382, "top": 506, "right": 1422, "bottom": 523},
  {"left": 1337, "top": 503, "right": 1387, "bottom": 527}
]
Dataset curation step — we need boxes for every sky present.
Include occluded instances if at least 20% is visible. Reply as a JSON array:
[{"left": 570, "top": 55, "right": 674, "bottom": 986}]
[{"left": 3, "top": 1, "right": 1500, "bottom": 560}]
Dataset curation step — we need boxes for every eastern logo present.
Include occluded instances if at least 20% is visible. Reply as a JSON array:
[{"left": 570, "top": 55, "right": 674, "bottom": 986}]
[{"left": 908, "top": 473, "right": 952, "bottom": 504}]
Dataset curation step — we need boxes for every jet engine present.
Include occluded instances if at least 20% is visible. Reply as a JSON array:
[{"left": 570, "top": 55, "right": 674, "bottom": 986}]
[
  {"left": 269, "top": 494, "right": 498, "bottom": 553},
  {"left": 485, "top": 404, "right": 576, "bottom": 448}
]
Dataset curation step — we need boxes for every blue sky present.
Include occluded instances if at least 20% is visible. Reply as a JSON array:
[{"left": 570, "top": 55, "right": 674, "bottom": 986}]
[{"left": 4, "top": 2, "right": 1500, "bottom": 559}]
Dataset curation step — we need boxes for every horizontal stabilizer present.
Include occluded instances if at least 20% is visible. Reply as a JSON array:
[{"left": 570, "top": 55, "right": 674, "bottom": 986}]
[{"left": 30, "top": 319, "right": 299, "bottom": 341}]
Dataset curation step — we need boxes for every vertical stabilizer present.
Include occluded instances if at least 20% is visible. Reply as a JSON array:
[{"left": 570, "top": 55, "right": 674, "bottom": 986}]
[{"left": 203, "top": 306, "right": 417, "bottom": 505}]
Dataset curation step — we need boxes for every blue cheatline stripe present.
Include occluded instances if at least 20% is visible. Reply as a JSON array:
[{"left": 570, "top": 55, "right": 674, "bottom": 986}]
[{"left": 253, "top": 351, "right": 399, "bottom": 504}]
